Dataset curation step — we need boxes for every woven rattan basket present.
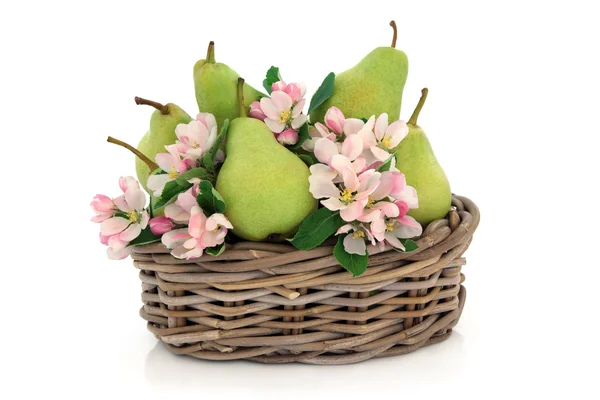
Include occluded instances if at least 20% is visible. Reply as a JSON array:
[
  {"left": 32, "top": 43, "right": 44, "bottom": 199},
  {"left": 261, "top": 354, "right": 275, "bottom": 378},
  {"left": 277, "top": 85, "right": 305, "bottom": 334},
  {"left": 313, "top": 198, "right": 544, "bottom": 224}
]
[{"left": 130, "top": 195, "right": 479, "bottom": 364}]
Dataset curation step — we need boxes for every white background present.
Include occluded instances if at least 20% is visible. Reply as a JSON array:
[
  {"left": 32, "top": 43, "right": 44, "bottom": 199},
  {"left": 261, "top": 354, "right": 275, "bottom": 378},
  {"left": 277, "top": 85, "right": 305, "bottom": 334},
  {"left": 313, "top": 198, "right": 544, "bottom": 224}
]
[{"left": 1, "top": 0, "right": 599, "bottom": 398}]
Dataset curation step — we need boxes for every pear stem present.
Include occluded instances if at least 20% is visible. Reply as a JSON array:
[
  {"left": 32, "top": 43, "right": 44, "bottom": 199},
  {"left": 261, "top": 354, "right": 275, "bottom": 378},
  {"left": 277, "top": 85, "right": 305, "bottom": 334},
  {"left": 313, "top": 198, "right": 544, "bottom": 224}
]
[
  {"left": 408, "top": 88, "right": 429, "bottom": 126},
  {"left": 134, "top": 97, "right": 169, "bottom": 115},
  {"left": 106, "top": 136, "right": 158, "bottom": 171},
  {"left": 389, "top": 21, "right": 398, "bottom": 48},
  {"left": 237, "top": 78, "right": 247, "bottom": 118},
  {"left": 206, "top": 41, "right": 215, "bottom": 63}
]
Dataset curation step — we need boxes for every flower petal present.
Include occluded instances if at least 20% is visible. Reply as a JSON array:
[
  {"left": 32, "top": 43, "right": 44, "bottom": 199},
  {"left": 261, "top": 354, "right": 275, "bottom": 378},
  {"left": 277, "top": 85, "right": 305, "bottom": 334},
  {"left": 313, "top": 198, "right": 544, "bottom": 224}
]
[
  {"left": 270, "top": 91, "right": 293, "bottom": 112},
  {"left": 341, "top": 134, "right": 363, "bottom": 161},
  {"left": 265, "top": 118, "right": 285, "bottom": 134},
  {"left": 309, "top": 163, "right": 337, "bottom": 181},
  {"left": 343, "top": 118, "right": 365, "bottom": 136},
  {"left": 291, "top": 114, "right": 307, "bottom": 129},
  {"left": 292, "top": 99, "right": 306, "bottom": 118},
  {"left": 125, "top": 187, "right": 146, "bottom": 211},
  {"left": 330, "top": 154, "right": 352, "bottom": 174},
  {"left": 321, "top": 197, "right": 346, "bottom": 211},
  {"left": 385, "top": 232, "right": 405, "bottom": 250},
  {"left": 341, "top": 168, "right": 359, "bottom": 193},
  {"left": 370, "top": 145, "right": 392, "bottom": 162},
  {"left": 374, "top": 113, "right": 389, "bottom": 141},
  {"left": 309, "top": 175, "right": 340, "bottom": 199},
  {"left": 336, "top": 224, "right": 355, "bottom": 235},
  {"left": 260, "top": 97, "right": 280, "bottom": 120},
  {"left": 386, "top": 120, "right": 409, "bottom": 148},
  {"left": 395, "top": 216, "right": 423, "bottom": 238},
  {"left": 119, "top": 223, "right": 142, "bottom": 242},
  {"left": 343, "top": 234, "right": 366, "bottom": 255},
  {"left": 314, "top": 138, "right": 339, "bottom": 164},
  {"left": 340, "top": 200, "right": 366, "bottom": 222},
  {"left": 101, "top": 217, "right": 130, "bottom": 236}
]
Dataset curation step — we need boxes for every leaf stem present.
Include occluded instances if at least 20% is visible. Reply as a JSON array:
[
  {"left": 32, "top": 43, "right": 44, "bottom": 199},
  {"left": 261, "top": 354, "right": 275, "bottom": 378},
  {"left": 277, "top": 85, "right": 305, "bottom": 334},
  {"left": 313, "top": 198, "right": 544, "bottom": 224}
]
[
  {"left": 106, "top": 136, "right": 158, "bottom": 171},
  {"left": 408, "top": 88, "right": 429, "bottom": 126},
  {"left": 206, "top": 41, "right": 215, "bottom": 63},
  {"left": 134, "top": 97, "right": 169, "bottom": 115},
  {"left": 237, "top": 78, "right": 247, "bottom": 118},
  {"left": 389, "top": 21, "right": 397, "bottom": 48}
]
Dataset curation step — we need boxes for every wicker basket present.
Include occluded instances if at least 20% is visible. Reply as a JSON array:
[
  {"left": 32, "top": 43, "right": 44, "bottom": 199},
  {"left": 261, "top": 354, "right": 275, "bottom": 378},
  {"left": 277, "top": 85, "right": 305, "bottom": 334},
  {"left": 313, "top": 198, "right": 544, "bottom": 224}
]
[{"left": 130, "top": 195, "right": 479, "bottom": 365}]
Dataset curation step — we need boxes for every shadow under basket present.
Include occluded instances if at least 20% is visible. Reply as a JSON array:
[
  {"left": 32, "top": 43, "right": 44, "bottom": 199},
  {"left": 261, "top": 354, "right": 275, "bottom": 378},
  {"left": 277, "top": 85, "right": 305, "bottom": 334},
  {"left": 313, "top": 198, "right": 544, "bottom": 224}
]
[{"left": 130, "top": 195, "right": 479, "bottom": 365}]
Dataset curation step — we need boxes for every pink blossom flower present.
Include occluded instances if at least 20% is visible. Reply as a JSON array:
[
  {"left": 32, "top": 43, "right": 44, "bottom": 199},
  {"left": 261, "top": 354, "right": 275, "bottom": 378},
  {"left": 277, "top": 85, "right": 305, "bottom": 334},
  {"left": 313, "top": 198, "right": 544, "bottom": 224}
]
[
  {"left": 370, "top": 172, "right": 422, "bottom": 249},
  {"left": 174, "top": 113, "right": 218, "bottom": 160},
  {"left": 276, "top": 129, "right": 299, "bottom": 145},
  {"left": 162, "top": 206, "right": 232, "bottom": 260},
  {"left": 357, "top": 114, "right": 408, "bottom": 163},
  {"left": 99, "top": 177, "right": 149, "bottom": 260},
  {"left": 260, "top": 91, "right": 307, "bottom": 134},
  {"left": 164, "top": 181, "right": 201, "bottom": 224},
  {"left": 91, "top": 194, "right": 115, "bottom": 223},
  {"left": 249, "top": 101, "right": 266, "bottom": 120},
  {"left": 148, "top": 216, "right": 174, "bottom": 235},
  {"left": 146, "top": 145, "right": 190, "bottom": 197},
  {"left": 336, "top": 224, "right": 375, "bottom": 255},
  {"left": 310, "top": 166, "right": 380, "bottom": 222},
  {"left": 357, "top": 170, "right": 407, "bottom": 223},
  {"left": 371, "top": 210, "right": 422, "bottom": 251}
]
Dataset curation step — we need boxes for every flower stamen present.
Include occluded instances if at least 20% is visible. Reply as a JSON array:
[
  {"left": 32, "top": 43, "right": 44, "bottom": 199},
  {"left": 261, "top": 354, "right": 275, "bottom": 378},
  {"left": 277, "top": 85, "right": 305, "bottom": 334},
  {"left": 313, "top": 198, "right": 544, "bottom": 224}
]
[
  {"left": 168, "top": 167, "right": 178, "bottom": 179},
  {"left": 366, "top": 196, "right": 375, "bottom": 208},
  {"left": 385, "top": 221, "right": 395, "bottom": 232},
  {"left": 278, "top": 109, "right": 292, "bottom": 124},
  {"left": 340, "top": 188, "right": 354, "bottom": 203},
  {"left": 127, "top": 210, "right": 139, "bottom": 223},
  {"left": 352, "top": 230, "right": 365, "bottom": 239}
]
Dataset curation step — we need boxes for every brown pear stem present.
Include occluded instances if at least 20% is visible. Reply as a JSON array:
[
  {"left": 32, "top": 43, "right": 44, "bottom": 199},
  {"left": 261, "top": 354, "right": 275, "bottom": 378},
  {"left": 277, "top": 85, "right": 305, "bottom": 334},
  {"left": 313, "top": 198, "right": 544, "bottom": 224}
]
[
  {"left": 106, "top": 136, "right": 158, "bottom": 171},
  {"left": 206, "top": 41, "right": 215, "bottom": 63},
  {"left": 237, "top": 78, "right": 247, "bottom": 118},
  {"left": 408, "top": 88, "right": 429, "bottom": 126},
  {"left": 389, "top": 21, "right": 398, "bottom": 48},
  {"left": 134, "top": 96, "right": 169, "bottom": 115}
]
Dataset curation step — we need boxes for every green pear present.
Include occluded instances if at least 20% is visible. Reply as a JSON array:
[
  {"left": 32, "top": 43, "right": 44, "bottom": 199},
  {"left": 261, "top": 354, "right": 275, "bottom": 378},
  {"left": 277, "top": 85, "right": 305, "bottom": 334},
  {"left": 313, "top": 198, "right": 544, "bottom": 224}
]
[
  {"left": 310, "top": 21, "right": 408, "bottom": 124},
  {"left": 134, "top": 97, "right": 192, "bottom": 193},
  {"left": 194, "top": 41, "right": 265, "bottom": 128},
  {"left": 393, "top": 88, "right": 452, "bottom": 225},
  {"left": 216, "top": 79, "right": 317, "bottom": 241}
]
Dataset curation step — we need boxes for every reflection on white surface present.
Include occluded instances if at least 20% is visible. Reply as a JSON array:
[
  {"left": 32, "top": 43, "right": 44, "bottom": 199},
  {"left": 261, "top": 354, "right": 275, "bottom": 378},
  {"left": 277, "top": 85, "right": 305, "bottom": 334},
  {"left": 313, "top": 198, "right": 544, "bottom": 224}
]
[{"left": 144, "top": 331, "right": 466, "bottom": 388}]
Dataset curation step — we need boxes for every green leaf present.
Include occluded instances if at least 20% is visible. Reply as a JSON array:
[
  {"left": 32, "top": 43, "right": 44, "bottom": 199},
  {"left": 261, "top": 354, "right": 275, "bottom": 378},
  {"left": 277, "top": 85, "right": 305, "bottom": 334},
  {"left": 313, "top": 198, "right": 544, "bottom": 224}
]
[
  {"left": 176, "top": 167, "right": 211, "bottom": 185},
  {"left": 298, "top": 153, "right": 318, "bottom": 167},
  {"left": 289, "top": 207, "right": 344, "bottom": 250},
  {"left": 360, "top": 117, "right": 369, "bottom": 123},
  {"left": 289, "top": 122, "right": 311, "bottom": 150},
  {"left": 196, "top": 180, "right": 226, "bottom": 215},
  {"left": 308, "top": 72, "right": 335, "bottom": 114},
  {"left": 376, "top": 154, "right": 395, "bottom": 173},
  {"left": 401, "top": 239, "right": 419, "bottom": 252},
  {"left": 202, "top": 119, "right": 229, "bottom": 172},
  {"left": 262, "top": 66, "right": 281, "bottom": 94},
  {"left": 205, "top": 243, "right": 226, "bottom": 256},
  {"left": 128, "top": 227, "right": 161, "bottom": 247},
  {"left": 154, "top": 180, "right": 192, "bottom": 209},
  {"left": 334, "top": 234, "right": 369, "bottom": 277}
]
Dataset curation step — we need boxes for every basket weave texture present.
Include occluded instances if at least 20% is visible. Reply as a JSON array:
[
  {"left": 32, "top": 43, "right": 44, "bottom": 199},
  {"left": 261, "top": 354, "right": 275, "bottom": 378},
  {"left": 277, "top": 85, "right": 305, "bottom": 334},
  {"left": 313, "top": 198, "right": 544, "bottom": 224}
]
[{"left": 131, "top": 195, "right": 479, "bottom": 365}]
